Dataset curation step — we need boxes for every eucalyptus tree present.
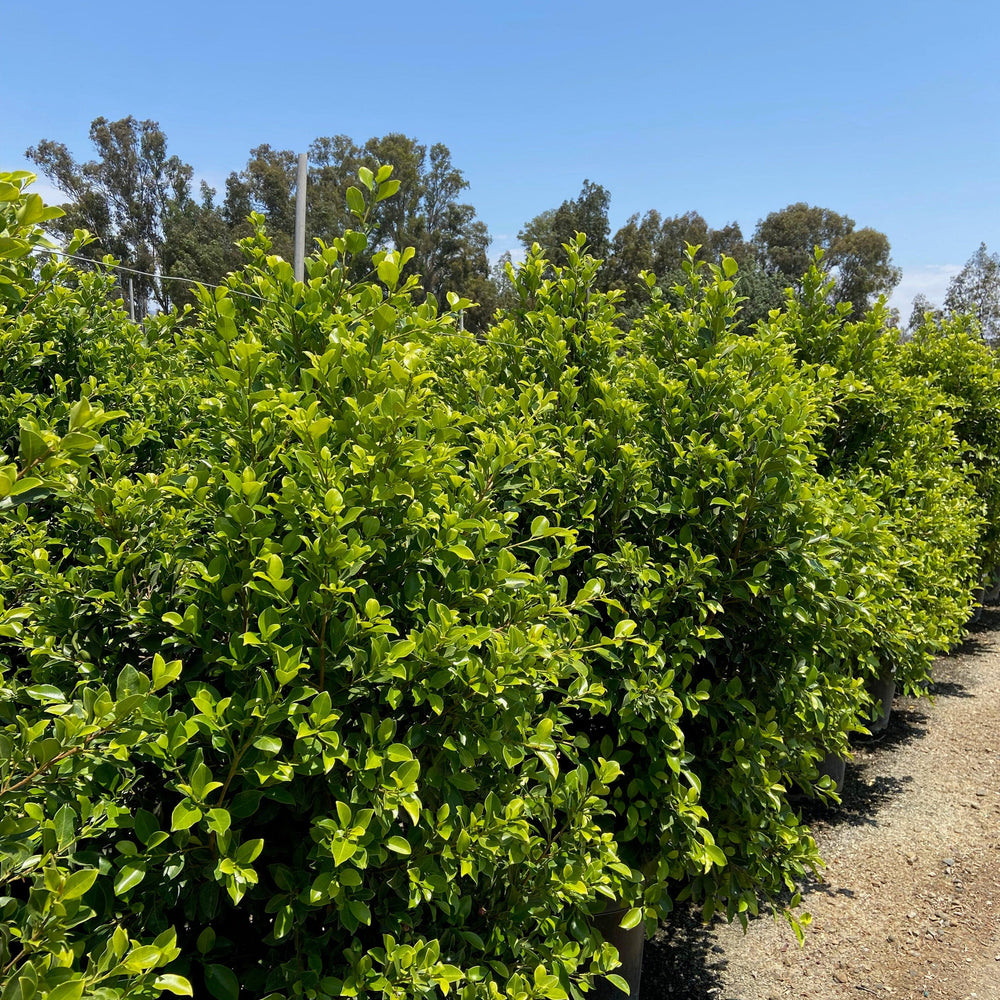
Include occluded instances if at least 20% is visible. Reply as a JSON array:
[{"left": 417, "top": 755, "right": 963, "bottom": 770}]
[
  {"left": 752, "top": 202, "right": 900, "bottom": 317},
  {"left": 26, "top": 116, "right": 194, "bottom": 315},
  {"left": 225, "top": 133, "right": 493, "bottom": 325},
  {"left": 518, "top": 180, "right": 612, "bottom": 265},
  {"left": 944, "top": 242, "right": 1000, "bottom": 343}
]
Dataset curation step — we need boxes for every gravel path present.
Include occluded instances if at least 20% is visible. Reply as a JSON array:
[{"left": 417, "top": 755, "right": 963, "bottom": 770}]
[{"left": 641, "top": 609, "right": 1000, "bottom": 999}]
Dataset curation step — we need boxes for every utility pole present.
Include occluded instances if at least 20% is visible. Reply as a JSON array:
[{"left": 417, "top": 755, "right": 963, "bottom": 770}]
[
  {"left": 128, "top": 278, "right": 135, "bottom": 321},
  {"left": 293, "top": 152, "right": 308, "bottom": 283}
]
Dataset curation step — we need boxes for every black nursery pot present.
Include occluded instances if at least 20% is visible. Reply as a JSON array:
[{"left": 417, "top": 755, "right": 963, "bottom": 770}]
[
  {"left": 591, "top": 905, "right": 645, "bottom": 999},
  {"left": 816, "top": 751, "right": 846, "bottom": 794},
  {"left": 969, "top": 586, "right": 985, "bottom": 625},
  {"left": 865, "top": 670, "right": 895, "bottom": 736}
]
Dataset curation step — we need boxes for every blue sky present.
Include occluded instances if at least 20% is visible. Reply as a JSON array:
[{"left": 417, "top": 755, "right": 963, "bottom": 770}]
[{"left": 4, "top": 0, "right": 998, "bottom": 317}]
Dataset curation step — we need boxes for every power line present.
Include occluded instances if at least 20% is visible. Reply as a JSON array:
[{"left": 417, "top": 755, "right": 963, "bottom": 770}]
[
  {"left": 32, "top": 246, "right": 264, "bottom": 301},
  {"left": 30, "top": 245, "right": 560, "bottom": 356}
]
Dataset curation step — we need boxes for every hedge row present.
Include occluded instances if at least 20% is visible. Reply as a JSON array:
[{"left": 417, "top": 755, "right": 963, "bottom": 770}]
[{"left": 2, "top": 169, "right": 1000, "bottom": 1000}]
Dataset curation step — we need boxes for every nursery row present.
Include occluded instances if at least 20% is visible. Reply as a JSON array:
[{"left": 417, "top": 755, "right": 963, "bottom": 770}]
[{"left": 2, "top": 168, "right": 1000, "bottom": 1000}]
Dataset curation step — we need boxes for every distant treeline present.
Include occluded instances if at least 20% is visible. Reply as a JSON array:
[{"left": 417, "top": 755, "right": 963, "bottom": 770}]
[{"left": 24, "top": 116, "right": 998, "bottom": 338}]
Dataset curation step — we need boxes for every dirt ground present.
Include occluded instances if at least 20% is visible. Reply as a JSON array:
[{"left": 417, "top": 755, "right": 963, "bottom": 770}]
[{"left": 641, "top": 609, "right": 1000, "bottom": 999}]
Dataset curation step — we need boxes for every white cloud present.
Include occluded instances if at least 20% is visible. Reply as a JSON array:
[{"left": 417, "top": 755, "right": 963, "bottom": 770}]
[
  {"left": 489, "top": 234, "right": 523, "bottom": 266},
  {"left": 888, "top": 263, "right": 962, "bottom": 319}
]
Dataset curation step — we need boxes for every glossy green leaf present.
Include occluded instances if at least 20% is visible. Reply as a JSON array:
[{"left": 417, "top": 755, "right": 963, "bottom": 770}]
[
  {"left": 114, "top": 863, "right": 146, "bottom": 895},
  {"left": 345, "top": 186, "right": 365, "bottom": 217},
  {"left": 205, "top": 964, "right": 240, "bottom": 1000},
  {"left": 386, "top": 836, "right": 411, "bottom": 855},
  {"left": 170, "top": 800, "right": 202, "bottom": 832},
  {"left": 62, "top": 868, "right": 99, "bottom": 900},
  {"left": 154, "top": 975, "right": 195, "bottom": 996}
]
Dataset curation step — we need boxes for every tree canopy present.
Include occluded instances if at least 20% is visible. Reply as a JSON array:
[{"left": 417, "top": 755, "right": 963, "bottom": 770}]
[
  {"left": 944, "top": 242, "right": 1000, "bottom": 343},
  {"left": 26, "top": 117, "right": 193, "bottom": 316},
  {"left": 29, "top": 120, "right": 497, "bottom": 329},
  {"left": 753, "top": 202, "right": 900, "bottom": 317},
  {"left": 516, "top": 188, "right": 899, "bottom": 324},
  {"left": 28, "top": 118, "right": 910, "bottom": 332},
  {"left": 518, "top": 180, "right": 612, "bottom": 265}
]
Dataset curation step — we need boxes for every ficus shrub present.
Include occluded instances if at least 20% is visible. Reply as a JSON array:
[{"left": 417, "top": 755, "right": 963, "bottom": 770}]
[
  {"left": 444, "top": 245, "right": 886, "bottom": 929},
  {"left": 900, "top": 313, "right": 1000, "bottom": 584},
  {"left": 2, "top": 176, "right": 653, "bottom": 1000},
  {"left": 773, "top": 265, "right": 981, "bottom": 693},
  {"left": 1, "top": 171, "right": 197, "bottom": 1000}
]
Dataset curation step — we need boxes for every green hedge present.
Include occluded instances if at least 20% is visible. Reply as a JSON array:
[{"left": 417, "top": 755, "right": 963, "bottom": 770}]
[
  {"left": 0, "top": 172, "right": 990, "bottom": 1000},
  {"left": 900, "top": 313, "right": 1000, "bottom": 584}
]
